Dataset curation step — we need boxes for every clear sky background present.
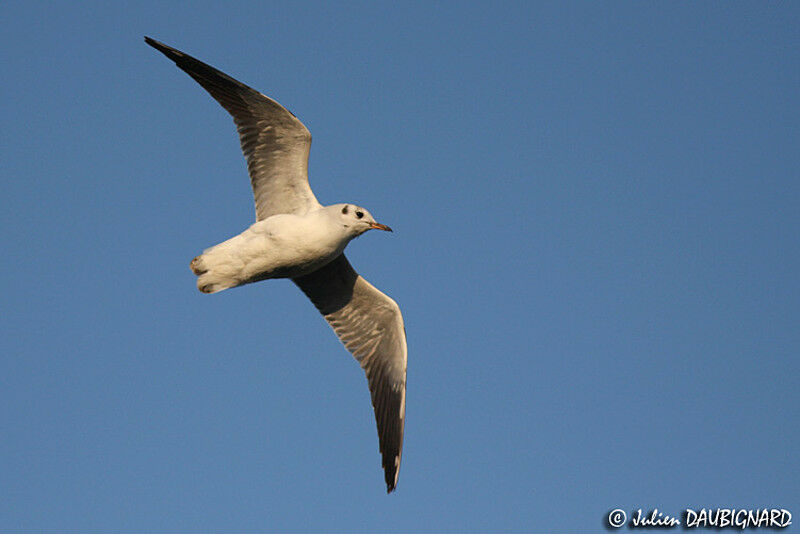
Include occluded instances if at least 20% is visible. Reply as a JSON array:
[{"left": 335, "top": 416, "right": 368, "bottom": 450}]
[{"left": 2, "top": 1, "right": 798, "bottom": 532}]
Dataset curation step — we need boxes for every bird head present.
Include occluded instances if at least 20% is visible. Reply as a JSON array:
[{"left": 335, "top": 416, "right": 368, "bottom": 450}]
[{"left": 336, "top": 204, "right": 392, "bottom": 236}]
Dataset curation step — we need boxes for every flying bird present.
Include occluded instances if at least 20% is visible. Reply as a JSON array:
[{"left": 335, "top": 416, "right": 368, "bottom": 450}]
[{"left": 145, "top": 37, "right": 407, "bottom": 493}]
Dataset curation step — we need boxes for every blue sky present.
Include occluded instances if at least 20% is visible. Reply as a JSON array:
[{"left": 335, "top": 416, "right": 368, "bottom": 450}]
[{"left": 2, "top": 1, "right": 798, "bottom": 532}]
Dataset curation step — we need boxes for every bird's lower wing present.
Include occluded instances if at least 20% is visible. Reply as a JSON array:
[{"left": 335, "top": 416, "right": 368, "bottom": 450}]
[{"left": 293, "top": 254, "right": 407, "bottom": 493}]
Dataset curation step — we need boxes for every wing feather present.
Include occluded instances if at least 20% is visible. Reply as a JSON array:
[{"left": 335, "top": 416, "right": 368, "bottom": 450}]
[
  {"left": 145, "top": 37, "right": 320, "bottom": 219},
  {"left": 293, "top": 254, "right": 407, "bottom": 492}
]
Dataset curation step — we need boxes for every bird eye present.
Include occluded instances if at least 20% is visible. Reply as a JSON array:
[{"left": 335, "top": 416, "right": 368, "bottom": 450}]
[
  {"left": 356, "top": 211, "right": 364, "bottom": 219},
  {"left": 341, "top": 206, "right": 348, "bottom": 214}
]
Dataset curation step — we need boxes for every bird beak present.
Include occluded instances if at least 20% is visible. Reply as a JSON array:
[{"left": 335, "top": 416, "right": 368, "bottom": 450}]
[{"left": 369, "top": 222, "right": 393, "bottom": 232}]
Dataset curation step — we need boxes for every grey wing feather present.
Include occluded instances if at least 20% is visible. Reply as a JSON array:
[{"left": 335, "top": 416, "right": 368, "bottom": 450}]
[
  {"left": 293, "top": 254, "right": 407, "bottom": 493},
  {"left": 145, "top": 37, "right": 320, "bottom": 219}
]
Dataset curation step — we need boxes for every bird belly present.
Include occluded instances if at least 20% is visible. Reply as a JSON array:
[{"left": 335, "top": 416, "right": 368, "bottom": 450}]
[{"left": 190, "top": 214, "right": 347, "bottom": 293}]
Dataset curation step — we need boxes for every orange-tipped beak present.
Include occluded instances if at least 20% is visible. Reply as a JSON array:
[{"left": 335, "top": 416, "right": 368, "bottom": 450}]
[{"left": 369, "top": 222, "right": 393, "bottom": 232}]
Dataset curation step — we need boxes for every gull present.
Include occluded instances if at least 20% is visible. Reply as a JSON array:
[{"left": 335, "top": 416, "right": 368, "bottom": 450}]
[{"left": 145, "top": 37, "right": 407, "bottom": 493}]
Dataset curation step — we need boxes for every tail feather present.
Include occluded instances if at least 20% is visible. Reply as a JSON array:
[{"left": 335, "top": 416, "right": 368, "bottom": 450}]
[
  {"left": 190, "top": 252, "right": 241, "bottom": 294},
  {"left": 190, "top": 256, "right": 207, "bottom": 275}
]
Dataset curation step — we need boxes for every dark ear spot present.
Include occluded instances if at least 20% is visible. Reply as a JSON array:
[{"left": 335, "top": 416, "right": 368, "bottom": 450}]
[{"left": 341, "top": 205, "right": 348, "bottom": 214}]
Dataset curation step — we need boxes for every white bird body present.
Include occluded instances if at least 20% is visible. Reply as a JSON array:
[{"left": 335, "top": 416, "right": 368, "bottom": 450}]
[
  {"left": 146, "top": 37, "right": 407, "bottom": 493},
  {"left": 193, "top": 206, "right": 356, "bottom": 293}
]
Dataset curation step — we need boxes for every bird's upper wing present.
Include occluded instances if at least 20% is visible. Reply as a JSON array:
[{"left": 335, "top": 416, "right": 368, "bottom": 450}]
[
  {"left": 145, "top": 37, "right": 320, "bottom": 219},
  {"left": 293, "top": 254, "right": 407, "bottom": 493}
]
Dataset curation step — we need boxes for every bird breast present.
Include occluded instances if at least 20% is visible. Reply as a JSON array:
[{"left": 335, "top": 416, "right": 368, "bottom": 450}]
[{"left": 237, "top": 211, "right": 350, "bottom": 279}]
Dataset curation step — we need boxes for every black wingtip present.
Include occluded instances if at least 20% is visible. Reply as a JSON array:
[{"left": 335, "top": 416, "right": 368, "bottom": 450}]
[
  {"left": 385, "top": 468, "right": 398, "bottom": 493},
  {"left": 144, "top": 36, "right": 181, "bottom": 60}
]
